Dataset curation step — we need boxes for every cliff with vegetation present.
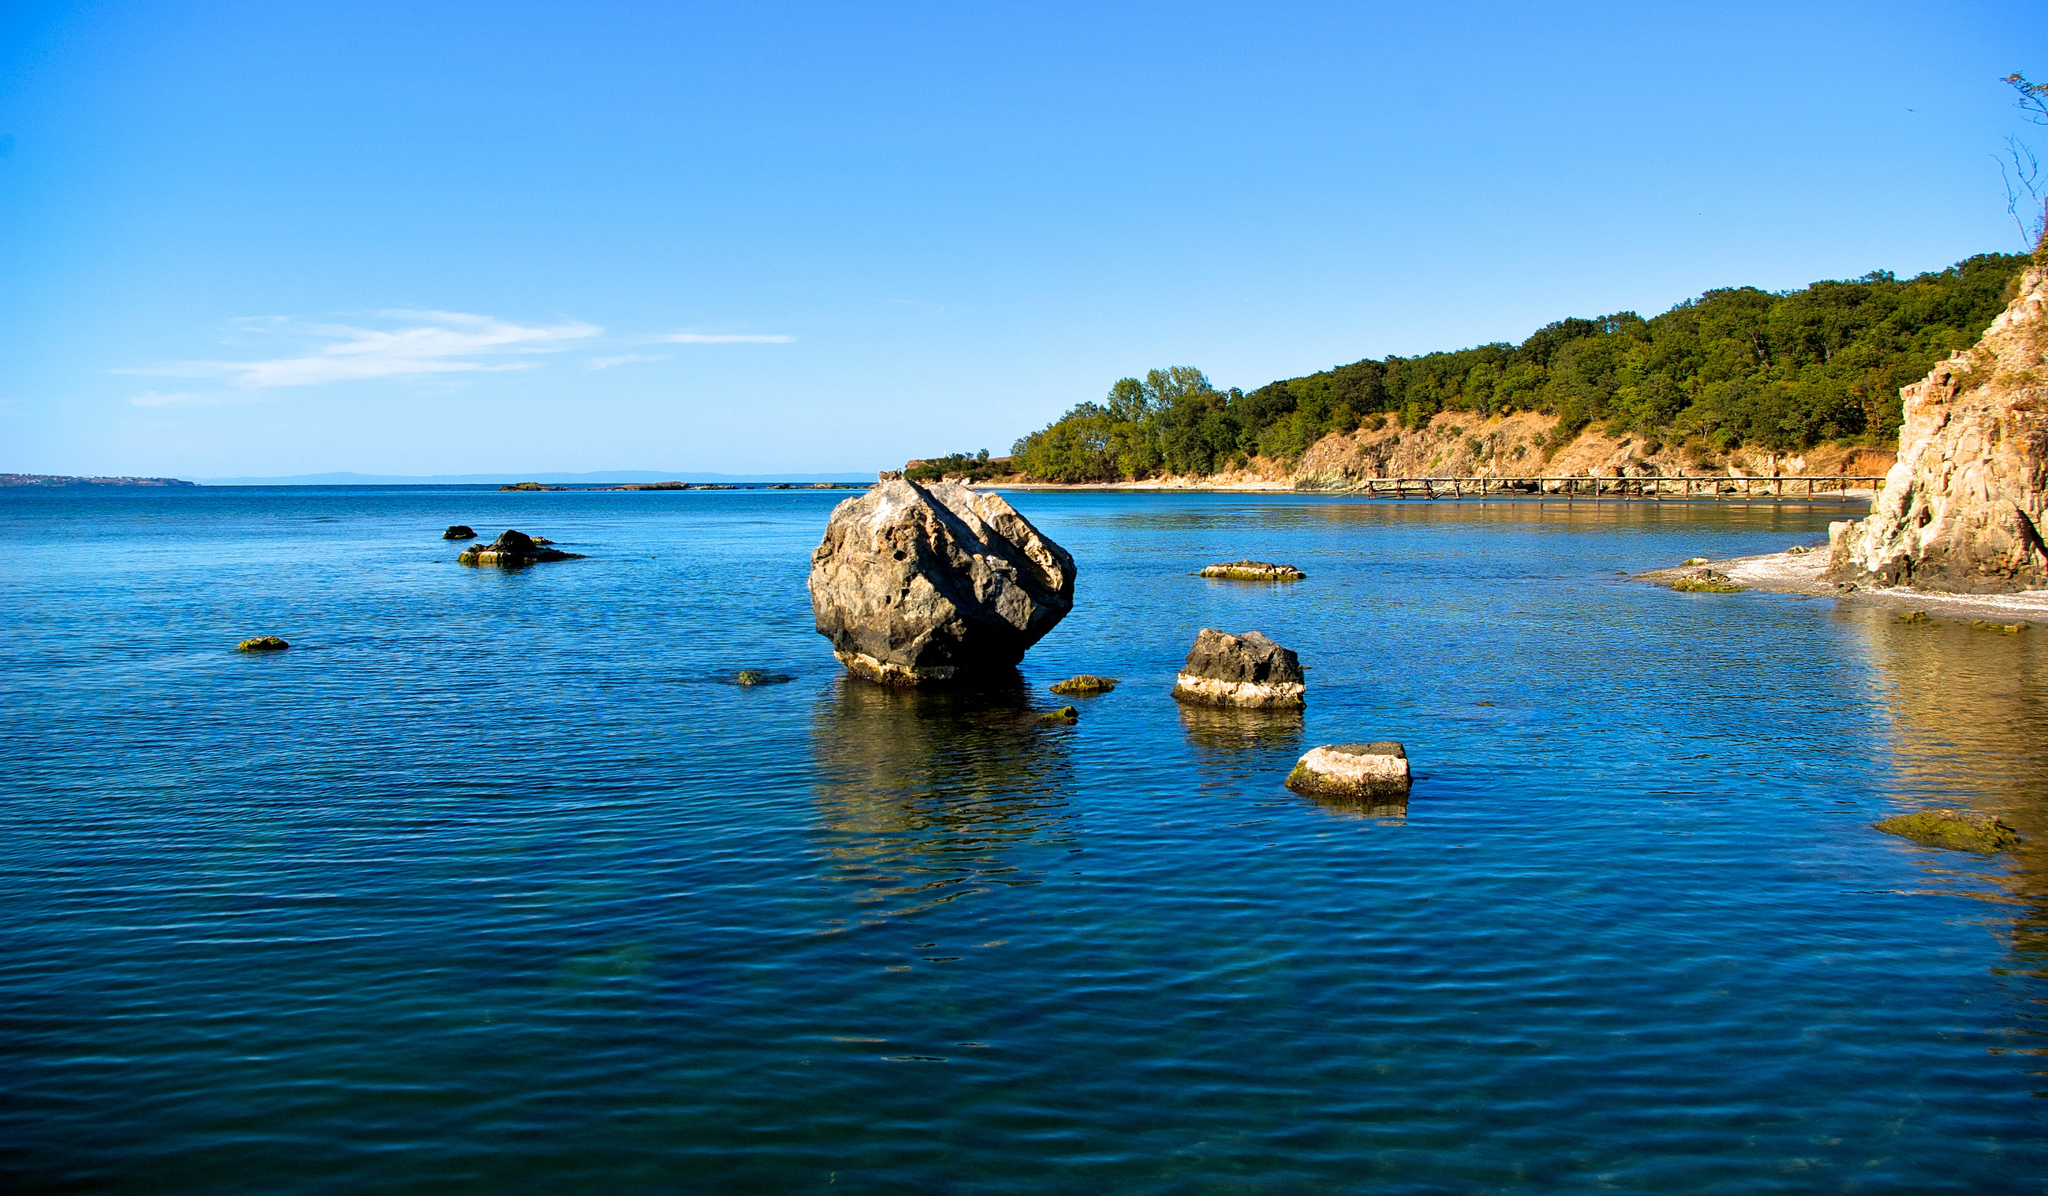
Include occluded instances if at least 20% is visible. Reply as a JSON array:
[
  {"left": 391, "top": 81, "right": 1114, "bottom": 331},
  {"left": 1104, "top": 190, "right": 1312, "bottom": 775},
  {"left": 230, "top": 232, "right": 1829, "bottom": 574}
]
[{"left": 975, "top": 252, "right": 2027, "bottom": 486}]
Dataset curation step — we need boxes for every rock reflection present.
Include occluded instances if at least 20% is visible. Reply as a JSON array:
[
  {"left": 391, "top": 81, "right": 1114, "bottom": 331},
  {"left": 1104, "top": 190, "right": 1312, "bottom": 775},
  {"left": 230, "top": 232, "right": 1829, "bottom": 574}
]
[
  {"left": 808, "top": 676, "right": 1076, "bottom": 921},
  {"left": 1855, "top": 606, "right": 2048, "bottom": 964},
  {"left": 1175, "top": 704, "right": 1304, "bottom": 753}
]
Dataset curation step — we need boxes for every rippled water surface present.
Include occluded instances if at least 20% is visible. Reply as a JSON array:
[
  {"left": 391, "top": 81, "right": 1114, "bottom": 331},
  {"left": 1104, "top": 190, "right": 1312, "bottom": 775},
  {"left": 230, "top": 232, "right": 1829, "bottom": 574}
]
[{"left": 4, "top": 486, "right": 2046, "bottom": 1193}]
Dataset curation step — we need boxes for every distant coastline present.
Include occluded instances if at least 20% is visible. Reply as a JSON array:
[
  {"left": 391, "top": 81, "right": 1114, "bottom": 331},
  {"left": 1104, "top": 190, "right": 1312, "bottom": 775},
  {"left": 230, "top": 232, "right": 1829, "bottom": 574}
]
[{"left": 1, "top": 473, "right": 196, "bottom": 488}]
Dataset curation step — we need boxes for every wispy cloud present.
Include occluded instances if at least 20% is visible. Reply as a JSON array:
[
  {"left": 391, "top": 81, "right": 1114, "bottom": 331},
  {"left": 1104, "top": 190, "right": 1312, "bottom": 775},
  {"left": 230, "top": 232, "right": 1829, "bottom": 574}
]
[
  {"left": 126, "top": 390, "right": 259, "bottom": 408},
  {"left": 656, "top": 332, "right": 795, "bottom": 344},
  {"left": 588, "top": 353, "right": 667, "bottom": 370},
  {"left": 127, "top": 310, "right": 602, "bottom": 388}
]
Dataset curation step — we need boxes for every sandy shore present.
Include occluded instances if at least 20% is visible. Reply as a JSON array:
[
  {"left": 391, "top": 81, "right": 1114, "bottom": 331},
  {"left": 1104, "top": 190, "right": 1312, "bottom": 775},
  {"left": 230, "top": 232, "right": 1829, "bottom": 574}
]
[{"left": 1641, "top": 548, "right": 2048, "bottom": 623}]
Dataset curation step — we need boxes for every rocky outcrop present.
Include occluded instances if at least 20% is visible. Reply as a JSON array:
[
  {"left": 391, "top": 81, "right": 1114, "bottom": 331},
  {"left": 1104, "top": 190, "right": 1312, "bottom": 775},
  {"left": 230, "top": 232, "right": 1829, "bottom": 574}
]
[
  {"left": 443, "top": 525, "right": 476, "bottom": 540},
  {"left": 1169, "top": 629, "right": 1305, "bottom": 709},
  {"left": 1286, "top": 742, "right": 1410, "bottom": 799},
  {"left": 808, "top": 477, "right": 1077, "bottom": 686},
  {"left": 457, "top": 529, "right": 584, "bottom": 566},
  {"left": 1828, "top": 269, "right": 2048, "bottom": 593},
  {"left": 236, "top": 635, "right": 289, "bottom": 652},
  {"left": 1200, "top": 560, "right": 1306, "bottom": 581}
]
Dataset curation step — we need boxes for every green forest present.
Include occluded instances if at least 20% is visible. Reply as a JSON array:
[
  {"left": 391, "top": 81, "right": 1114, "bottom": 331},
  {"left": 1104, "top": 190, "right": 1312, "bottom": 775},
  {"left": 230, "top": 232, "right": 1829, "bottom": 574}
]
[{"left": 999, "top": 251, "right": 2030, "bottom": 483}]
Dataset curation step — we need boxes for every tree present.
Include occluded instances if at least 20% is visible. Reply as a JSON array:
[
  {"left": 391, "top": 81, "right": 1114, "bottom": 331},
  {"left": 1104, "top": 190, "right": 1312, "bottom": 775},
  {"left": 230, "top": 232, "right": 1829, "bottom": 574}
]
[{"left": 2002, "top": 72, "right": 2048, "bottom": 263}]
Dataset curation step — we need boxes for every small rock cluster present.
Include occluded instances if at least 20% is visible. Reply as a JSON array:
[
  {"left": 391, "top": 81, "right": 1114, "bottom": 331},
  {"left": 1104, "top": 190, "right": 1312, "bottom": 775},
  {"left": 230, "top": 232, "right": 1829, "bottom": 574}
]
[
  {"left": 1200, "top": 560, "right": 1306, "bottom": 581},
  {"left": 458, "top": 529, "right": 584, "bottom": 566}
]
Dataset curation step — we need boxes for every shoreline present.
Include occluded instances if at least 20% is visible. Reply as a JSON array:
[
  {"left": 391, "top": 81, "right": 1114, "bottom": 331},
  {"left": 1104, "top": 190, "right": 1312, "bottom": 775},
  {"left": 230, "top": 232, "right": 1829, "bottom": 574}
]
[{"left": 1640, "top": 549, "right": 2048, "bottom": 623}]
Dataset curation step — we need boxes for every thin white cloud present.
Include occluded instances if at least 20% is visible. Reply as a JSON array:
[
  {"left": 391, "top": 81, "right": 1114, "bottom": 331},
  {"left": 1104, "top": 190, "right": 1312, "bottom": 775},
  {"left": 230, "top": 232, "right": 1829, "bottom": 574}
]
[
  {"left": 126, "top": 390, "right": 259, "bottom": 408},
  {"left": 126, "top": 310, "right": 602, "bottom": 388},
  {"left": 656, "top": 332, "right": 795, "bottom": 344},
  {"left": 588, "top": 353, "right": 667, "bottom": 370}
]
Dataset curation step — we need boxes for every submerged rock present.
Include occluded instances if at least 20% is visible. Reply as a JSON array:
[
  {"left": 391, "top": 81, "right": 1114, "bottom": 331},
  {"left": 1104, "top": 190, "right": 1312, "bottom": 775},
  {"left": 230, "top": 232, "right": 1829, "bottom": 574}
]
[
  {"left": 1897, "top": 610, "right": 1933, "bottom": 624},
  {"left": 1828, "top": 268, "right": 2048, "bottom": 593},
  {"left": 1971, "top": 619, "right": 2030, "bottom": 633},
  {"left": 1200, "top": 560, "right": 1306, "bottom": 581},
  {"left": 1050, "top": 674, "right": 1117, "bottom": 695},
  {"left": 808, "top": 476, "right": 1076, "bottom": 686},
  {"left": 1873, "top": 807, "right": 2020, "bottom": 853},
  {"left": 730, "top": 669, "right": 794, "bottom": 686},
  {"left": 1037, "top": 705, "right": 1080, "bottom": 723},
  {"left": 442, "top": 524, "right": 476, "bottom": 540},
  {"left": 1286, "top": 741, "right": 1410, "bottom": 800},
  {"left": 236, "top": 635, "right": 290, "bottom": 652},
  {"left": 457, "top": 529, "right": 585, "bottom": 566},
  {"left": 1170, "top": 629, "right": 1305, "bottom": 709}
]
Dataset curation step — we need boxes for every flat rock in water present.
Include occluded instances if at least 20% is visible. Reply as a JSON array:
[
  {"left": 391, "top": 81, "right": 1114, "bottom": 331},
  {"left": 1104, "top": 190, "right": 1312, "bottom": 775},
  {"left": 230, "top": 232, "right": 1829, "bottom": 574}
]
[
  {"left": 808, "top": 476, "right": 1076, "bottom": 686},
  {"left": 1050, "top": 674, "right": 1117, "bottom": 695},
  {"left": 1170, "top": 628, "right": 1305, "bottom": 709},
  {"left": 1669, "top": 568, "right": 1743, "bottom": 593},
  {"left": 1200, "top": 560, "right": 1306, "bottom": 581},
  {"left": 1286, "top": 741, "right": 1410, "bottom": 799},
  {"left": 1873, "top": 808, "right": 2020, "bottom": 853},
  {"left": 458, "top": 529, "right": 585, "bottom": 566}
]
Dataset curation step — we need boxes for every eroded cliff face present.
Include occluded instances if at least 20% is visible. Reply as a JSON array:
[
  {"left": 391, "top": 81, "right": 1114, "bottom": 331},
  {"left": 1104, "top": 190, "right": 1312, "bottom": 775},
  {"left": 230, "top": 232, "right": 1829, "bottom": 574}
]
[{"left": 1827, "top": 269, "right": 2048, "bottom": 594}]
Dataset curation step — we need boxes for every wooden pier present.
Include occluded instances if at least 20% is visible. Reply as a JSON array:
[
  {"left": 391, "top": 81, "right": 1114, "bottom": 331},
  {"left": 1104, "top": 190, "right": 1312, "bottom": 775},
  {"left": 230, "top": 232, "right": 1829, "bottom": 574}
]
[{"left": 1333, "top": 475, "right": 1886, "bottom": 500}]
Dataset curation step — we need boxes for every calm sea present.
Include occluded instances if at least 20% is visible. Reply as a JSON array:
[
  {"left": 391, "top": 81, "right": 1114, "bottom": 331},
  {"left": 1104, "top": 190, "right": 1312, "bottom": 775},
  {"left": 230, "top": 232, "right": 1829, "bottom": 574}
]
[{"left": 2, "top": 486, "right": 2043, "bottom": 1193}]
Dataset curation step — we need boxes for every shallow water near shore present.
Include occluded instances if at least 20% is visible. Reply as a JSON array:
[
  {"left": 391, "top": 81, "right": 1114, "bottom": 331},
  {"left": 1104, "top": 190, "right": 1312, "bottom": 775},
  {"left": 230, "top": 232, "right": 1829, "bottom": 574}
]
[{"left": 3, "top": 486, "right": 2045, "bottom": 1193}]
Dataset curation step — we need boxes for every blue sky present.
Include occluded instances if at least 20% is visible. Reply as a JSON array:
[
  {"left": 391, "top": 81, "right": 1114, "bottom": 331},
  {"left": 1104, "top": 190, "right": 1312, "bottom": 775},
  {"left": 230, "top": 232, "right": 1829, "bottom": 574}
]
[{"left": 2, "top": 1, "right": 2043, "bottom": 479}]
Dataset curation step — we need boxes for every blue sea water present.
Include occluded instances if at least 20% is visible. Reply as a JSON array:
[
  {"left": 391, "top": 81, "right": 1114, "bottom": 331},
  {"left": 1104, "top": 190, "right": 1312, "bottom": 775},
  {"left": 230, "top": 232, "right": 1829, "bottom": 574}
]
[{"left": 1, "top": 486, "right": 2043, "bottom": 1194}]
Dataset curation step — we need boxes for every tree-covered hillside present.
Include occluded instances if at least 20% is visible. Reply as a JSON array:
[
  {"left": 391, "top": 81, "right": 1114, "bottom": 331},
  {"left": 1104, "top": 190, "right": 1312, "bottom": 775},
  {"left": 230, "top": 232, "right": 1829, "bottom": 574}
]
[{"left": 1008, "top": 252, "right": 2030, "bottom": 483}]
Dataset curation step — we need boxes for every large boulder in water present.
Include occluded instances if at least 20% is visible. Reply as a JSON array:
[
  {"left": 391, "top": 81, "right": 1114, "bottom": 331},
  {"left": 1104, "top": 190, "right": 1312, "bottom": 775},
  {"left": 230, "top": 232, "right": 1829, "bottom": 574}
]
[
  {"left": 1828, "top": 267, "right": 2048, "bottom": 593},
  {"left": 1170, "top": 628, "right": 1305, "bottom": 709},
  {"left": 808, "top": 477, "right": 1076, "bottom": 686}
]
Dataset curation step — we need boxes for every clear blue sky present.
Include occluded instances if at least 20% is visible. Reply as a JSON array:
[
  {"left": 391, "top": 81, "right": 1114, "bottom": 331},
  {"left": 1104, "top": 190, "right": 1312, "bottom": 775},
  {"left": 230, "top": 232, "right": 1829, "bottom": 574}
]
[{"left": 2, "top": 1, "right": 2043, "bottom": 478}]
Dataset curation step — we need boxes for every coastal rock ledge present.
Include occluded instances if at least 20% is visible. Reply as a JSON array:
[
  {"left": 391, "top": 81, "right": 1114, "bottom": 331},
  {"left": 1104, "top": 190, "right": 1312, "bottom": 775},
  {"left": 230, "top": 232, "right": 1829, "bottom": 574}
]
[
  {"left": 809, "top": 476, "right": 1076, "bottom": 686},
  {"left": 1169, "top": 629, "right": 1305, "bottom": 709},
  {"left": 1828, "top": 267, "right": 2048, "bottom": 593}
]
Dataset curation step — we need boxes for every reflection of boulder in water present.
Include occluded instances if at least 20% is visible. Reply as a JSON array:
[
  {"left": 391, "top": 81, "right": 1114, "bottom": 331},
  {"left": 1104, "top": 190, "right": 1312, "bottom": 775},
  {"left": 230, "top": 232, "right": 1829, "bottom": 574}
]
[
  {"left": 1854, "top": 606, "right": 2048, "bottom": 957},
  {"left": 1176, "top": 703, "right": 1304, "bottom": 752},
  {"left": 809, "top": 676, "right": 1076, "bottom": 918}
]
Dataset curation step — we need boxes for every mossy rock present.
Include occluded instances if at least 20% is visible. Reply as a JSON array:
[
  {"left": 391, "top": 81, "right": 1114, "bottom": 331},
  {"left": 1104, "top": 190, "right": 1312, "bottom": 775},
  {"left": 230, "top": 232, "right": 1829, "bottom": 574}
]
[
  {"left": 731, "top": 669, "right": 793, "bottom": 686},
  {"left": 1050, "top": 674, "right": 1117, "bottom": 695},
  {"left": 1971, "top": 619, "right": 2030, "bottom": 633},
  {"left": 236, "top": 635, "right": 290, "bottom": 652},
  {"left": 1897, "top": 610, "right": 1932, "bottom": 624},
  {"left": 1037, "top": 705, "right": 1080, "bottom": 723},
  {"left": 1670, "top": 569, "right": 1744, "bottom": 593},
  {"left": 1200, "top": 560, "right": 1307, "bottom": 581},
  {"left": 1873, "top": 808, "right": 2020, "bottom": 853},
  {"left": 1681, "top": 557, "right": 1711, "bottom": 566}
]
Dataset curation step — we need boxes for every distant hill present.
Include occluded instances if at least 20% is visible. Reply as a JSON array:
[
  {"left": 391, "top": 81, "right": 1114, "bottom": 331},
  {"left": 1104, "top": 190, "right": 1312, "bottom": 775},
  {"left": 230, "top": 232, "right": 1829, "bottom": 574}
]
[
  {"left": 1006, "top": 251, "right": 2031, "bottom": 482},
  {"left": 1, "top": 473, "right": 197, "bottom": 488}
]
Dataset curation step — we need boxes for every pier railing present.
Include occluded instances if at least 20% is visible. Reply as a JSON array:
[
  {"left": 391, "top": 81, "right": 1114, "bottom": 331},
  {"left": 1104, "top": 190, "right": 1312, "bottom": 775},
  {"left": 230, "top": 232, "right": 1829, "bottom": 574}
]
[{"left": 1330, "top": 475, "right": 1887, "bottom": 500}]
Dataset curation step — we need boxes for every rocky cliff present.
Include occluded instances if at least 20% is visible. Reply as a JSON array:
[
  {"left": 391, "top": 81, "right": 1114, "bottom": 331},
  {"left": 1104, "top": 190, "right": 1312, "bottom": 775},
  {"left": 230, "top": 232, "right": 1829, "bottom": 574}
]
[{"left": 1827, "top": 269, "right": 2048, "bottom": 593}]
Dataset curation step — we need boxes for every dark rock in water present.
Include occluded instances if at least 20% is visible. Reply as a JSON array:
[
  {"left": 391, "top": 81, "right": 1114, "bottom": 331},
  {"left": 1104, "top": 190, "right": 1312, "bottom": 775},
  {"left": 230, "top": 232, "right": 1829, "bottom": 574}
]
[
  {"left": 1170, "top": 628, "right": 1305, "bottom": 709},
  {"left": 458, "top": 529, "right": 585, "bottom": 566},
  {"left": 730, "top": 669, "right": 794, "bottom": 686},
  {"left": 1200, "top": 560, "right": 1306, "bottom": 581},
  {"left": 1873, "top": 808, "right": 2020, "bottom": 853},
  {"left": 442, "top": 525, "right": 476, "bottom": 540},
  {"left": 499, "top": 481, "right": 566, "bottom": 492},
  {"left": 808, "top": 476, "right": 1076, "bottom": 686},
  {"left": 1050, "top": 674, "right": 1117, "bottom": 695},
  {"left": 1287, "top": 742, "right": 1410, "bottom": 799},
  {"left": 236, "top": 635, "right": 290, "bottom": 652},
  {"left": 1037, "top": 704, "right": 1079, "bottom": 722}
]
